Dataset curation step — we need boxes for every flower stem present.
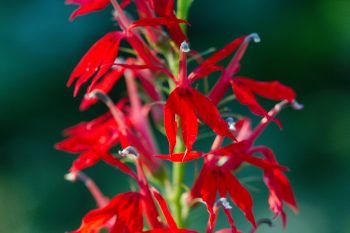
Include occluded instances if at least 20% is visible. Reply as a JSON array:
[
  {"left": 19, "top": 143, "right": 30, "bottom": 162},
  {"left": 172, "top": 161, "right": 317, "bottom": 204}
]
[
  {"left": 171, "top": 139, "right": 186, "bottom": 227},
  {"left": 176, "top": 0, "right": 194, "bottom": 31}
]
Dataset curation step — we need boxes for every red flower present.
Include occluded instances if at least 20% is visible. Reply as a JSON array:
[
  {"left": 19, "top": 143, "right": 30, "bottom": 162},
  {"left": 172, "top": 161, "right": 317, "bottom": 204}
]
[
  {"left": 164, "top": 42, "right": 235, "bottom": 157},
  {"left": 55, "top": 109, "right": 137, "bottom": 179},
  {"left": 231, "top": 77, "right": 296, "bottom": 124},
  {"left": 190, "top": 161, "right": 256, "bottom": 230},
  {"left": 67, "top": 31, "right": 125, "bottom": 97},
  {"left": 164, "top": 86, "right": 234, "bottom": 155},
  {"left": 79, "top": 66, "right": 125, "bottom": 110},
  {"left": 251, "top": 146, "right": 298, "bottom": 228},
  {"left": 68, "top": 192, "right": 144, "bottom": 233}
]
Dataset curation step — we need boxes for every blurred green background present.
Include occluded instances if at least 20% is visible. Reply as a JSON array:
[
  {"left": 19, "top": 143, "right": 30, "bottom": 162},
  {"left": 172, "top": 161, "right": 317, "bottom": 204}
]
[{"left": 0, "top": 0, "right": 349, "bottom": 232}]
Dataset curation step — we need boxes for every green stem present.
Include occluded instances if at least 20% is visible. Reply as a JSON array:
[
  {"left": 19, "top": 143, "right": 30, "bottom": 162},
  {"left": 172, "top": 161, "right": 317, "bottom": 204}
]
[
  {"left": 176, "top": 0, "right": 194, "bottom": 31},
  {"left": 171, "top": 139, "right": 186, "bottom": 227}
]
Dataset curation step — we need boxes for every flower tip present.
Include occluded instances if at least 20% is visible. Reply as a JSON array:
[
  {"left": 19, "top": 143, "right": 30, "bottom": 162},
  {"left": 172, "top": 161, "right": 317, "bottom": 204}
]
[
  {"left": 226, "top": 117, "right": 236, "bottom": 132},
  {"left": 291, "top": 100, "right": 304, "bottom": 110},
  {"left": 247, "top": 33, "right": 261, "bottom": 43},
  {"left": 118, "top": 146, "right": 139, "bottom": 157},
  {"left": 215, "top": 197, "right": 232, "bottom": 210},
  {"left": 64, "top": 172, "right": 77, "bottom": 182},
  {"left": 180, "top": 41, "right": 190, "bottom": 53}
]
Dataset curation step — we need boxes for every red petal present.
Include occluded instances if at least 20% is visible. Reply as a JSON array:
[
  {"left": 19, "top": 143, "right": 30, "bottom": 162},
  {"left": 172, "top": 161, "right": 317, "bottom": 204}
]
[
  {"left": 225, "top": 172, "right": 256, "bottom": 227},
  {"left": 234, "top": 77, "right": 296, "bottom": 102},
  {"left": 69, "top": 192, "right": 143, "bottom": 233},
  {"left": 67, "top": 0, "right": 110, "bottom": 21},
  {"left": 189, "top": 88, "right": 235, "bottom": 140},
  {"left": 80, "top": 67, "right": 124, "bottom": 110},
  {"left": 188, "top": 36, "right": 246, "bottom": 81},
  {"left": 70, "top": 150, "right": 101, "bottom": 174},
  {"left": 151, "top": 188, "right": 178, "bottom": 230},
  {"left": 67, "top": 31, "right": 125, "bottom": 96},
  {"left": 101, "top": 153, "right": 137, "bottom": 179},
  {"left": 156, "top": 151, "right": 203, "bottom": 162},
  {"left": 164, "top": 88, "right": 198, "bottom": 154},
  {"left": 231, "top": 79, "right": 267, "bottom": 117}
]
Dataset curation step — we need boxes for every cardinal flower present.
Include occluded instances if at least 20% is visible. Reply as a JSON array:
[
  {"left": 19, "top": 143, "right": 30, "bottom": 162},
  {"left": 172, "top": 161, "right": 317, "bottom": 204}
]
[
  {"left": 55, "top": 104, "right": 136, "bottom": 179},
  {"left": 164, "top": 42, "right": 236, "bottom": 156},
  {"left": 190, "top": 159, "right": 256, "bottom": 231},
  {"left": 210, "top": 102, "right": 300, "bottom": 227},
  {"left": 68, "top": 192, "right": 144, "bottom": 233},
  {"left": 67, "top": 31, "right": 125, "bottom": 97},
  {"left": 231, "top": 77, "right": 296, "bottom": 125}
]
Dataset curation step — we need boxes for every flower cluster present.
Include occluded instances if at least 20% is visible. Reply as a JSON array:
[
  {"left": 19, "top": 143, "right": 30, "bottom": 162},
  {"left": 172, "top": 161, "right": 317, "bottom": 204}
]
[{"left": 57, "top": 0, "right": 302, "bottom": 232}]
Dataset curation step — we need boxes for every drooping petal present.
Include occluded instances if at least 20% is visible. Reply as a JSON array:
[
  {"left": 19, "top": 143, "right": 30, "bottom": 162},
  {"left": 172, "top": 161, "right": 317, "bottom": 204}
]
[
  {"left": 224, "top": 172, "right": 256, "bottom": 228},
  {"left": 69, "top": 150, "right": 102, "bottom": 174},
  {"left": 67, "top": 31, "right": 125, "bottom": 96},
  {"left": 66, "top": 0, "right": 110, "bottom": 21},
  {"left": 234, "top": 77, "right": 296, "bottom": 102},
  {"left": 189, "top": 88, "right": 235, "bottom": 140},
  {"left": 232, "top": 77, "right": 296, "bottom": 126},
  {"left": 253, "top": 147, "right": 298, "bottom": 227},
  {"left": 231, "top": 79, "right": 267, "bottom": 117},
  {"left": 151, "top": 188, "right": 178, "bottom": 230},
  {"left": 69, "top": 192, "right": 143, "bottom": 233},
  {"left": 164, "top": 88, "right": 198, "bottom": 154}
]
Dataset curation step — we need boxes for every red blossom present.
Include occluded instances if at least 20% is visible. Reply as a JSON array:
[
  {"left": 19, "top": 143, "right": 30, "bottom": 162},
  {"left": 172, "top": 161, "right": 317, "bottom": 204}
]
[
  {"left": 231, "top": 77, "right": 296, "bottom": 124},
  {"left": 66, "top": 0, "right": 110, "bottom": 21},
  {"left": 164, "top": 86, "right": 235, "bottom": 156},
  {"left": 190, "top": 162, "right": 256, "bottom": 230},
  {"left": 68, "top": 192, "right": 144, "bottom": 233},
  {"left": 163, "top": 42, "right": 235, "bottom": 157},
  {"left": 67, "top": 31, "right": 125, "bottom": 97}
]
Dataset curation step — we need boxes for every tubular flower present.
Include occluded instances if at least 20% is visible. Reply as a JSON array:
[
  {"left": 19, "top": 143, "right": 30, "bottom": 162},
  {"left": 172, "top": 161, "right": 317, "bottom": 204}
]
[
  {"left": 67, "top": 31, "right": 125, "bottom": 97},
  {"left": 164, "top": 42, "right": 235, "bottom": 156},
  {"left": 68, "top": 192, "right": 144, "bottom": 233},
  {"left": 231, "top": 77, "right": 296, "bottom": 124},
  {"left": 59, "top": 0, "right": 301, "bottom": 233}
]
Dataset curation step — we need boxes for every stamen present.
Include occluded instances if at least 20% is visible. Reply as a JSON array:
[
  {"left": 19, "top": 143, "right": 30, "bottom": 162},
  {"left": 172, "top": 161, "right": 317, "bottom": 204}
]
[
  {"left": 180, "top": 41, "right": 190, "bottom": 53},
  {"left": 226, "top": 117, "right": 236, "bottom": 132},
  {"left": 178, "top": 41, "right": 190, "bottom": 85},
  {"left": 119, "top": 146, "right": 139, "bottom": 157},
  {"left": 245, "top": 33, "right": 261, "bottom": 43},
  {"left": 64, "top": 172, "right": 77, "bottom": 182},
  {"left": 215, "top": 197, "right": 232, "bottom": 210},
  {"left": 291, "top": 100, "right": 304, "bottom": 110}
]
